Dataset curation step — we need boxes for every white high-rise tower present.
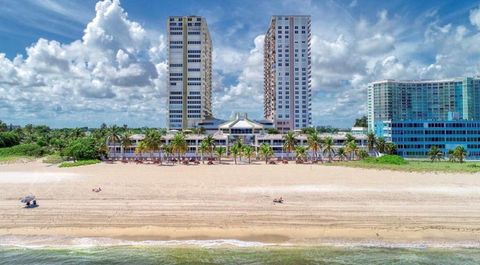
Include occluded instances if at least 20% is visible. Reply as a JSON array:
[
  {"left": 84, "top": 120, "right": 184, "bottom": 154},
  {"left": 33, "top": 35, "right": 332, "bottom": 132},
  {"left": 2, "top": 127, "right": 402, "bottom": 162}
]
[
  {"left": 167, "top": 16, "right": 212, "bottom": 130},
  {"left": 264, "top": 15, "right": 312, "bottom": 132}
]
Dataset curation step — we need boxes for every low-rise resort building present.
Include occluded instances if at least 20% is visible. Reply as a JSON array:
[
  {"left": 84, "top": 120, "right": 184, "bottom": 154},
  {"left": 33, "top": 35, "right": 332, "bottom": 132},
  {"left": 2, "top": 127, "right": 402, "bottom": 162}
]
[{"left": 107, "top": 113, "right": 367, "bottom": 160}]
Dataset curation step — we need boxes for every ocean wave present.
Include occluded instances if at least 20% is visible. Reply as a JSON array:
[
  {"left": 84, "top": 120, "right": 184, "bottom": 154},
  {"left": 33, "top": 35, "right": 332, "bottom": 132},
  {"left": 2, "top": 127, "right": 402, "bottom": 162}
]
[
  {"left": 1, "top": 235, "right": 480, "bottom": 250},
  {"left": 0, "top": 235, "right": 273, "bottom": 249}
]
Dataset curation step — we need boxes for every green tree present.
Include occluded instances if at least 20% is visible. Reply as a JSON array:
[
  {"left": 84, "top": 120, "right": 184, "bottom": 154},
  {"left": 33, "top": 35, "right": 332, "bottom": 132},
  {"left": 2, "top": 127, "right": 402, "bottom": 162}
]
[
  {"left": 230, "top": 145, "right": 241, "bottom": 164},
  {"left": 307, "top": 132, "right": 321, "bottom": 162},
  {"left": 367, "top": 132, "right": 376, "bottom": 152},
  {"left": 164, "top": 143, "right": 173, "bottom": 163},
  {"left": 453, "top": 146, "right": 467, "bottom": 163},
  {"left": 171, "top": 133, "right": 188, "bottom": 162},
  {"left": 358, "top": 149, "right": 369, "bottom": 159},
  {"left": 63, "top": 137, "right": 97, "bottom": 161},
  {"left": 198, "top": 140, "right": 209, "bottom": 164},
  {"left": 345, "top": 133, "right": 356, "bottom": 144},
  {"left": 345, "top": 141, "right": 359, "bottom": 160},
  {"left": 135, "top": 141, "right": 147, "bottom": 159},
  {"left": 202, "top": 135, "right": 216, "bottom": 160},
  {"left": 267, "top": 128, "right": 279, "bottom": 134},
  {"left": 447, "top": 149, "right": 456, "bottom": 162},
  {"left": 215, "top": 147, "right": 226, "bottom": 164},
  {"left": 0, "top": 120, "right": 7, "bottom": 132},
  {"left": 120, "top": 132, "right": 132, "bottom": 160},
  {"left": 336, "top": 147, "right": 347, "bottom": 161},
  {"left": 353, "top": 116, "right": 368, "bottom": 127},
  {"left": 376, "top": 137, "right": 386, "bottom": 153},
  {"left": 243, "top": 145, "right": 254, "bottom": 164},
  {"left": 144, "top": 129, "right": 162, "bottom": 160},
  {"left": 283, "top": 131, "right": 297, "bottom": 160},
  {"left": 0, "top": 131, "right": 20, "bottom": 148},
  {"left": 107, "top": 125, "right": 121, "bottom": 161},
  {"left": 428, "top": 146, "right": 443, "bottom": 162},
  {"left": 301, "top": 127, "right": 317, "bottom": 134},
  {"left": 69, "top": 128, "right": 84, "bottom": 139},
  {"left": 230, "top": 140, "right": 243, "bottom": 164},
  {"left": 295, "top": 145, "right": 307, "bottom": 161},
  {"left": 323, "top": 136, "right": 335, "bottom": 162},
  {"left": 259, "top": 143, "right": 274, "bottom": 164},
  {"left": 385, "top": 142, "right": 397, "bottom": 155}
]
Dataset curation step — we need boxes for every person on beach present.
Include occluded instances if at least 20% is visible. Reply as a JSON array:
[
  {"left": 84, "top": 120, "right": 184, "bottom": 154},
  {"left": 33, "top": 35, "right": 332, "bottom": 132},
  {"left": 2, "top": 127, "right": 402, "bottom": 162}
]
[{"left": 273, "top": 197, "right": 284, "bottom": 204}]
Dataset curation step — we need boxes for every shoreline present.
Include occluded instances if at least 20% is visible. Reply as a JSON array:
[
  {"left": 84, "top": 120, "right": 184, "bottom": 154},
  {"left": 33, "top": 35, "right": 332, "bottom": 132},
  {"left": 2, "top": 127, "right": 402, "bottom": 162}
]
[{"left": 2, "top": 233, "right": 480, "bottom": 249}]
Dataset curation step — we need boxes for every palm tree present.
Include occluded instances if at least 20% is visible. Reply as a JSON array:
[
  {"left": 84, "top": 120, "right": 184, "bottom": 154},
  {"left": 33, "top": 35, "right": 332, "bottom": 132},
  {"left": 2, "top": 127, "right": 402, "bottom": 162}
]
[
  {"left": 231, "top": 140, "right": 244, "bottom": 164},
  {"left": 385, "top": 142, "right": 397, "bottom": 155},
  {"left": 96, "top": 140, "right": 108, "bottom": 160},
  {"left": 202, "top": 135, "right": 216, "bottom": 160},
  {"left": 283, "top": 131, "right": 297, "bottom": 160},
  {"left": 376, "top": 137, "right": 386, "bottom": 153},
  {"left": 345, "top": 133, "right": 356, "bottom": 144},
  {"left": 345, "top": 141, "right": 359, "bottom": 160},
  {"left": 323, "top": 136, "right": 335, "bottom": 162},
  {"left": 358, "top": 149, "right": 369, "bottom": 160},
  {"left": 144, "top": 130, "right": 162, "bottom": 161},
  {"left": 198, "top": 140, "right": 209, "bottom": 164},
  {"left": 107, "top": 125, "right": 121, "bottom": 161},
  {"left": 307, "top": 132, "right": 321, "bottom": 162},
  {"left": 135, "top": 141, "right": 147, "bottom": 159},
  {"left": 230, "top": 145, "right": 241, "bottom": 164},
  {"left": 367, "top": 132, "right": 376, "bottom": 152},
  {"left": 215, "top": 147, "right": 226, "bottom": 164},
  {"left": 294, "top": 146, "right": 307, "bottom": 162},
  {"left": 428, "top": 146, "right": 443, "bottom": 162},
  {"left": 336, "top": 147, "right": 347, "bottom": 161},
  {"left": 453, "top": 146, "right": 467, "bottom": 163},
  {"left": 259, "top": 143, "right": 274, "bottom": 164},
  {"left": 164, "top": 143, "right": 174, "bottom": 163},
  {"left": 243, "top": 145, "right": 254, "bottom": 164},
  {"left": 171, "top": 133, "right": 188, "bottom": 162},
  {"left": 447, "top": 149, "right": 456, "bottom": 162},
  {"left": 120, "top": 132, "right": 132, "bottom": 160}
]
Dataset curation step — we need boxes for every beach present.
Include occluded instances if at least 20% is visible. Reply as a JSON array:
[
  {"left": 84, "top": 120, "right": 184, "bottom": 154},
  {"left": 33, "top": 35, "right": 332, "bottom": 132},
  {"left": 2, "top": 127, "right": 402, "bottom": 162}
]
[{"left": 1, "top": 160, "right": 480, "bottom": 247}]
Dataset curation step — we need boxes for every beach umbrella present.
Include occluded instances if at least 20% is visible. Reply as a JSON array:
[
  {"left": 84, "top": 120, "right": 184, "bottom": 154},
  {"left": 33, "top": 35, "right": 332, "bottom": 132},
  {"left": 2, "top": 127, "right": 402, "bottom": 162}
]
[{"left": 20, "top": 194, "right": 35, "bottom": 203}]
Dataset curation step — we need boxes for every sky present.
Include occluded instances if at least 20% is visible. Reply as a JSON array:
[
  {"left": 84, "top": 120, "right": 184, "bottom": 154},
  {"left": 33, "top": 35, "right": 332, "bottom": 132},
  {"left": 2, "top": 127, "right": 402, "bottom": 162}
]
[{"left": 1, "top": 0, "right": 480, "bottom": 128}]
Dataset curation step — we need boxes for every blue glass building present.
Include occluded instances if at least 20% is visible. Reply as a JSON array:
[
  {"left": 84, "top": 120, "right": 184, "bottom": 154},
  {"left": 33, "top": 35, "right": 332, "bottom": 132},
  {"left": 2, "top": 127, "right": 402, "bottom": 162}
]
[{"left": 367, "top": 77, "right": 480, "bottom": 159}]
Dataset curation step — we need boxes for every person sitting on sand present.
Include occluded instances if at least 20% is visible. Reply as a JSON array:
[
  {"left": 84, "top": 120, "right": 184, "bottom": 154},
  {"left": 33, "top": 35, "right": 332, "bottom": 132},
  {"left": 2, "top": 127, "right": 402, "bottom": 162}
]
[{"left": 273, "top": 197, "right": 284, "bottom": 204}]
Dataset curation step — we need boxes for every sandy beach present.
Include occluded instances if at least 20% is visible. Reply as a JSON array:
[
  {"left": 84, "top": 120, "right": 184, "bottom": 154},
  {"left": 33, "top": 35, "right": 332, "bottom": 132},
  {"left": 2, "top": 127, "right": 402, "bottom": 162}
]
[{"left": 1, "top": 160, "right": 480, "bottom": 246}]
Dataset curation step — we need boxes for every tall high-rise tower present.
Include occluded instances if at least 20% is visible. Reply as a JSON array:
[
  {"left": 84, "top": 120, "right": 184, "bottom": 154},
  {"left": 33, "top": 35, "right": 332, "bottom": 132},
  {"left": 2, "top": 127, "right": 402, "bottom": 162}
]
[
  {"left": 264, "top": 15, "right": 312, "bottom": 132},
  {"left": 167, "top": 16, "right": 212, "bottom": 130}
]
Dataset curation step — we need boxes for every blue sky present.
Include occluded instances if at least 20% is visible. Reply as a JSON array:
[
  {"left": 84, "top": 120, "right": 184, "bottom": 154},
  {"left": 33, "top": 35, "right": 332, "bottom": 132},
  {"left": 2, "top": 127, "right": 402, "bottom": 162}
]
[{"left": 1, "top": 0, "right": 480, "bottom": 128}]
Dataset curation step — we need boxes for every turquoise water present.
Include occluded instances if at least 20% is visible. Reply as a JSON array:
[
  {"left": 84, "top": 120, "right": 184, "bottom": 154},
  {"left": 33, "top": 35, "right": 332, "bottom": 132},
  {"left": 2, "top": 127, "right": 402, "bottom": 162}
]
[{"left": 1, "top": 246, "right": 480, "bottom": 265}]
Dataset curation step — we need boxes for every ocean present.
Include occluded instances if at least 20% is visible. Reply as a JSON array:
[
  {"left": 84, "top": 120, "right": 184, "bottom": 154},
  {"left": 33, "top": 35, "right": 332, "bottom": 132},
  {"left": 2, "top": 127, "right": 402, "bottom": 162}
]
[{"left": 1, "top": 238, "right": 480, "bottom": 265}]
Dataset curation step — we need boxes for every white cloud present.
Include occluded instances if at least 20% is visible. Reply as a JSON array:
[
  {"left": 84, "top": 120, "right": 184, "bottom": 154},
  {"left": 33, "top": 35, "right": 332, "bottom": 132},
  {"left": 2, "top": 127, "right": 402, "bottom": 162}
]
[
  {"left": 470, "top": 5, "right": 480, "bottom": 30},
  {"left": 2, "top": 0, "right": 480, "bottom": 129},
  {"left": 0, "top": 0, "right": 166, "bottom": 127},
  {"left": 357, "top": 33, "right": 395, "bottom": 55},
  {"left": 213, "top": 35, "right": 265, "bottom": 118}
]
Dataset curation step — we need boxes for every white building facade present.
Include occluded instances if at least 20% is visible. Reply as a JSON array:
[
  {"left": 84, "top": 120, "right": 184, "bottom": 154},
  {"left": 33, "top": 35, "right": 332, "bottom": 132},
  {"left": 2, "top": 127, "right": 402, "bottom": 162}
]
[
  {"left": 167, "top": 16, "right": 213, "bottom": 130},
  {"left": 264, "top": 15, "right": 312, "bottom": 132}
]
